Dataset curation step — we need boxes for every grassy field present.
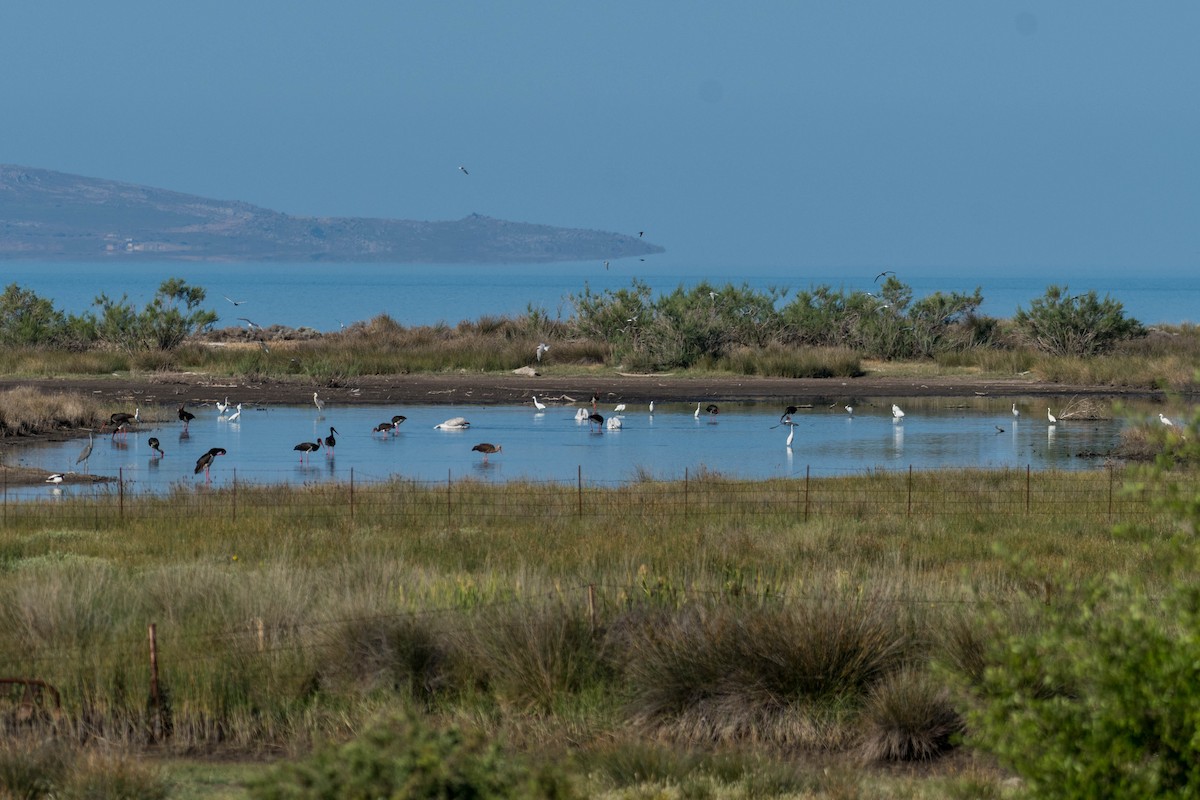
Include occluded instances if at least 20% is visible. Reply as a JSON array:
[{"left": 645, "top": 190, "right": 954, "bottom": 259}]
[{"left": 0, "top": 463, "right": 1191, "bottom": 797}]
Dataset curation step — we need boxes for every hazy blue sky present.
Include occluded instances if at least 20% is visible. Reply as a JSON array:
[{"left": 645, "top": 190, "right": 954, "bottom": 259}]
[{"left": 3, "top": 2, "right": 1197, "bottom": 272}]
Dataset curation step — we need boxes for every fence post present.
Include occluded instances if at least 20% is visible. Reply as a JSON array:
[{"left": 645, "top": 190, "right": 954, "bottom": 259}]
[
  {"left": 350, "top": 467, "right": 355, "bottom": 521},
  {"left": 232, "top": 469, "right": 237, "bottom": 523},
  {"left": 684, "top": 467, "right": 689, "bottom": 518},
  {"left": 119, "top": 467, "right": 124, "bottom": 520},
  {"left": 1026, "top": 464, "right": 1031, "bottom": 514},
  {"left": 577, "top": 465, "right": 583, "bottom": 519},
  {"left": 148, "top": 622, "right": 161, "bottom": 741},
  {"left": 587, "top": 584, "right": 596, "bottom": 636},
  {"left": 1108, "top": 461, "right": 1114, "bottom": 522},
  {"left": 447, "top": 469, "right": 452, "bottom": 526},
  {"left": 907, "top": 465, "right": 913, "bottom": 517},
  {"left": 804, "top": 465, "right": 810, "bottom": 522}
]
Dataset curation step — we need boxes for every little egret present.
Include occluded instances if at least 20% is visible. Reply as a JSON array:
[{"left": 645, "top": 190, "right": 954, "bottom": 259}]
[
  {"left": 694, "top": 402, "right": 701, "bottom": 419},
  {"left": 533, "top": 396, "right": 547, "bottom": 411},
  {"left": 1012, "top": 403, "right": 1020, "bottom": 418},
  {"left": 845, "top": 405, "right": 854, "bottom": 417},
  {"left": 227, "top": 404, "right": 242, "bottom": 422},
  {"left": 1160, "top": 413, "right": 1175, "bottom": 427},
  {"left": 891, "top": 404, "right": 905, "bottom": 420},
  {"left": 1047, "top": 408, "right": 1057, "bottom": 424},
  {"left": 784, "top": 420, "right": 798, "bottom": 448},
  {"left": 649, "top": 400, "right": 655, "bottom": 414}
]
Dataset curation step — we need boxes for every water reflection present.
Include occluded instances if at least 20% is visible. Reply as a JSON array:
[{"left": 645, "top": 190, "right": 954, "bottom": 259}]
[{"left": 0, "top": 399, "right": 1134, "bottom": 499}]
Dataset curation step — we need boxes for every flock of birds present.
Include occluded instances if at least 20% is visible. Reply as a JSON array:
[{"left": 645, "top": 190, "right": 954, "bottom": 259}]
[{"left": 43, "top": 390, "right": 1181, "bottom": 488}]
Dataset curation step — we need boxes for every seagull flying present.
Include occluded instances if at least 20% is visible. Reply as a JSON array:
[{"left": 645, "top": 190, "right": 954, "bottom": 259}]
[
  {"left": 459, "top": 165, "right": 469, "bottom": 175},
  {"left": 224, "top": 295, "right": 247, "bottom": 306}
]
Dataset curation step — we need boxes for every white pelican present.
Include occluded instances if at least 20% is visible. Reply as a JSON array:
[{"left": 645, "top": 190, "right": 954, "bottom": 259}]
[
  {"left": 435, "top": 417, "right": 470, "bottom": 430},
  {"left": 227, "top": 403, "right": 242, "bottom": 422},
  {"left": 1160, "top": 413, "right": 1175, "bottom": 427},
  {"left": 606, "top": 416, "right": 623, "bottom": 430},
  {"left": 1012, "top": 403, "right": 1020, "bottom": 418},
  {"left": 891, "top": 404, "right": 905, "bottom": 420},
  {"left": 574, "top": 408, "right": 589, "bottom": 422},
  {"left": 532, "top": 396, "right": 547, "bottom": 411},
  {"left": 1047, "top": 408, "right": 1057, "bottom": 424}
]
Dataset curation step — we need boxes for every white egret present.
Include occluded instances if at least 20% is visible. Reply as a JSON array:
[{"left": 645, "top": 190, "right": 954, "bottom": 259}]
[
  {"left": 784, "top": 420, "right": 798, "bottom": 448},
  {"left": 532, "top": 396, "right": 547, "bottom": 411},
  {"left": 217, "top": 397, "right": 230, "bottom": 415},
  {"left": 1012, "top": 403, "right": 1020, "bottom": 419},
  {"left": 694, "top": 402, "right": 701, "bottom": 419},
  {"left": 649, "top": 400, "right": 655, "bottom": 414},
  {"left": 227, "top": 403, "right": 242, "bottom": 422},
  {"left": 435, "top": 417, "right": 471, "bottom": 430},
  {"left": 845, "top": 405, "right": 854, "bottom": 417},
  {"left": 1047, "top": 408, "right": 1057, "bottom": 424},
  {"left": 459, "top": 165, "right": 469, "bottom": 175},
  {"left": 891, "top": 404, "right": 905, "bottom": 420},
  {"left": 1160, "top": 413, "right": 1176, "bottom": 427},
  {"left": 614, "top": 403, "right": 626, "bottom": 413}
]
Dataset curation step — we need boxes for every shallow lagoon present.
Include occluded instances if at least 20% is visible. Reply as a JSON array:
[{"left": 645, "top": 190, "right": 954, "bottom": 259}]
[{"left": 2, "top": 398, "right": 1124, "bottom": 500}]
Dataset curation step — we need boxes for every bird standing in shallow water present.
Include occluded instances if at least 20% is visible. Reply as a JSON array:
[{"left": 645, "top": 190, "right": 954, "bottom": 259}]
[
  {"left": 227, "top": 403, "right": 242, "bottom": 422},
  {"left": 784, "top": 420, "right": 798, "bottom": 448},
  {"left": 588, "top": 412, "right": 604, "bottom": 432},
  {"left": 373, "top": 422, "right": 395, "bottom": 436},
  {"left": 194, "top": 447, "right": 226, "bottom": 482},
  {"left": 891, "top": 404, "right": 905, "bottom": 420},
  {"left": 532, "top": 396, "right": 547, "bottom": 411},
  {"left": 178, "top": 404, "right": 195, "bottom": 431},
  {"left": 294, "top": 438, "right": 322, "bottom": 463},
  {"left": 1160, "top": 413, "right": 1175, "bottom": 427},
  {"left": 1012, "top": 403, "right": 1020, "bottom": 419},
  {"left": 472, "top": 442, "right": 501, "bottom": 463},
  {"left": 76, "top": 432, "right": 94, "bottom": 474},
  {"left": 324, "top": 427, "right": 339, "bottom": 454},
  {"left": 148, "top": 437, "right": 163, "bottom": 458},
  {"left": 313, "top": 392, "right": 324, "bottom": 415},
  {"left": 1047, "top": 408, "right": 1057, "bottom": 424},
  {"left": 705, "top": 404, "right": 719, "bottom": 416},
  {"left": 781, "top": 405, "right": 798, "bottom": 423},
  {"left": 46, "top": 473, "right": 64, "bottom": 485}
]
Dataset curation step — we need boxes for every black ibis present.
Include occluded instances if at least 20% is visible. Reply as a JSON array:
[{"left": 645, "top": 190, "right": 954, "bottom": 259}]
[
  {"left": 194, "top": 447, "right": 226, "bottom": 482},
  {"left": 148, "top": 437, "right": 163, "bottom": 458},
  {"left": 178, "top": 404, "right": 195, "bottom": 431},
  {"left": 294, "top": 438, "right": 322, "bottom": 463},
  {"left": 472, "top": 442, "right": 502, "bottom": 462},
  {"left": 109, "top": 408, "right": 138, "bottom": 427},
  {"left": 372, "top": 422, "right": 394, "bottom": 436},
  {"left": 391, "top": 414, "right": 407, "bottom": 427}
]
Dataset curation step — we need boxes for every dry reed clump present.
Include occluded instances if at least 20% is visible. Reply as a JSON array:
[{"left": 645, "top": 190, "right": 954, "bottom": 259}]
[
  {"left": 316, "top": 611, "right": 458, "bottom": 701},
  {"left": 718, "top": 345, "right": 862, "bottom": 378},
  {"left": 0, "top": 739, "right": 167, "bottom": 800},
  {"left": 620, "top": 590, "right": 912, "bottom": 747},
  {"left": 0, "top": 386, "right": 103, "bottom": 436},
  {"left": 858, "top": 667, "right": 963, "bottom": 762}
]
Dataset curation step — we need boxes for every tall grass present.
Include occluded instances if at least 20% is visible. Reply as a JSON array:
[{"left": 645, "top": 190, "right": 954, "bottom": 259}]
[{"left": 0, "top": 387, "right": 104, "bottom": 436}]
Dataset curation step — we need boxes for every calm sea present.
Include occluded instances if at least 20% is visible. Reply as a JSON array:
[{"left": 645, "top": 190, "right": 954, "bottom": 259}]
[{"left": 0, "top": 260, "right": 1194, "bottom": 332}]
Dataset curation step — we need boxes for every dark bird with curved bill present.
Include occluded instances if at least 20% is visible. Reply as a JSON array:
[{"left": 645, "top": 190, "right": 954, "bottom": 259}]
[
  {"left": 391, "top": 415, "right": 407, "bottom": 430},
  {"left": 587, "top": 412, "right": 604, "bottom": 432},
  {"left": 109, "top": 408, "right": 138, "bottom": 427},
  {"left": 294, "top": 438, "right": 322, "bottom": 463},
  {"left": 472, "top": 442, "right": 502, "bottom": 463},
  {"left": 372, "top": 422, "right": 395, "bottom": 437},
  {"left": 178, "top": 404, "right": 196, "bottom": 431},
  {"left": 148, "top": 437, "right": 164, "bottom": 458},
  {"left": 194, "top": 447, "right": 227, "bottom": 482}
]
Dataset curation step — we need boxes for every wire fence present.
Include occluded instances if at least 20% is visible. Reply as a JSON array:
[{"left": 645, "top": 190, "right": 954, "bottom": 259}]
[{"left": 1, "top": 463, "right": 1187, "bottom": 529}]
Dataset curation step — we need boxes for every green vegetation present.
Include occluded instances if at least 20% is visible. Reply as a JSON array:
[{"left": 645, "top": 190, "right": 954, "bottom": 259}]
[
  {"left": 4, "top": 277, "right": 1187, "bottom": 390},
  {"left": 0, "top": 460, "right": 1196, "bottom": 796}
]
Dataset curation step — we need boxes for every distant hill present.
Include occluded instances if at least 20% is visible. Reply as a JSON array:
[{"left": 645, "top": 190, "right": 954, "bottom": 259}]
[{"left": 0, "top": 165, "right": 663, "bottom": 263}]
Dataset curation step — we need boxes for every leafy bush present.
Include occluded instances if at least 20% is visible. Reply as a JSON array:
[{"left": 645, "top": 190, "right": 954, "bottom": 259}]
[
  {"left": 0, "top": 283, "right": 69, "bottom": 345},
  {"left": 1013, "top": 285, "right": 1145, "bottom": 357},
  {"left": 91, "top": 277, "right": 218, "bottom": 351},
  {"left": 249, "top": 712, "right": 579, "bottom": 800}
]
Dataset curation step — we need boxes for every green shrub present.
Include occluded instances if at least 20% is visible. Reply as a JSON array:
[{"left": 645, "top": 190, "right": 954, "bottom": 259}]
[
  {"left": 1014, "top": 285, "right": 1145, "bottom": 357},
  {"left": 249, "top": 712, "right": 579, "bottom": 800}
]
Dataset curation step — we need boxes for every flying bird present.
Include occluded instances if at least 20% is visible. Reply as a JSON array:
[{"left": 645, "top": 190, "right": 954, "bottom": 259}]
[
  {"left": 536, "top": 342, "right": 550, "bottom": 362},
  {"left": 224, "top": 295, "right": 247, "bottom": 306},
  {"left": 874, "top": 270, "right": 895, "bottom": 283},
  {"left": 472, "top": 442, "right": 502, "bottom": 462},
  {"left": 459, "top": 165, "right": 469, "bottom": 175},
  {"left": 238, "top": 317, "right": 262, "bottom": 331}
]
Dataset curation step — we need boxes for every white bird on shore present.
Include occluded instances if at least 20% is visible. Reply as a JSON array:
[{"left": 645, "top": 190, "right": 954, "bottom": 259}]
[
  {"left": 1160, "top": 413, "right": 1176, "bottom": 427},
  {"left": 435, "top": 417, "right": 471, "bottom": 430}
]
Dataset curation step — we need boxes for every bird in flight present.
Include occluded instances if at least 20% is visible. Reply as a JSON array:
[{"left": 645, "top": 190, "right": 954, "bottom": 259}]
[
  {"left": 874, "top": 270, "right": 896, "bottom": 283},
  {"left": 224, "top": 295, "right": 247, "bottom": 306},
  {"left": 536, "top": 342, "right": 550, "bottom": 362},
  {"left": 604, "top": 260, "right": 610, "bottom": 270},
  {"left": 459, "top": 165, "right": 469, "bottom": 175},
  {"left": 238, "top": 317, "right": 262, "bottom": 331}
]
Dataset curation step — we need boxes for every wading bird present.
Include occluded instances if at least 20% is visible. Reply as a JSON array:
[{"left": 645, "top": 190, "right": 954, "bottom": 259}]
[
  {"left": 532, "top": 396, "right": 547, "bottom": 411},
  {"left": 391, "top": 415, "right": 407, "bottom": 427},
  {"left": 694, "top": 402, "right": 701, "bottom": 419},
  {"left": 1012, "top": 403, "right": 1020, "bottom": 419},
  {"left": 845, "top": 405, "right": 854, "bottom": 417},
  {"left": 614, "top": 403, "right": 626, "bottom": 413},
  {"left": 649, "top": 400, "right": 655, "bottom": 414},
  {"left": 194, "top": 447, "right": 226, "bottom": 483},
  {"left": 606, "top": 416, "right": 623, "bottom": 430},
  {"left": 227, "top": 403, "right": 242, "bottom": 423},
  {"left": 472, "top": 442, "right": 501, "bottom": 462},
  {"left": 217, "top": 397, "right": 230, "bottom": 416},
  {"left": 148, "top": 437, "right": 163, "bottom": 458},
  {"left": 178, "top": 404, "right": 195, "bottom": 431},
  {"left": 1160, "top": 413, "right": 1176, "bottom": 427},
  {"left": 434, "top": 417, "right": 470, "bottom": 430},
  {"left": 313, "top": 392, "right": 324, "bottom": 415},
  {"left": 1047, "top": 408, "right": 1057, "bottom": 424},
  {"left": 110, "top": 408, "right": 138, "bottom": 428},
  {"left": 294, "top": 437, "right": 322, "bottom": 463},
  {"left": 705, "top": 404, "right": 719, "bottom": 416},
  {"left": 784, "top": 420, "right": 798, "bottom": 448},
  {"left": 891, "top": 404, "right": 905, "bottom": 420},
  {"left": 76, "top": 432, "right": 94, "bottom": 473},
  {"left": 588, "top": 412, "right": 604, "bottom": 431},
  {"left": 324, "top": 426, "right": 339, "bottom": 453},
  {"left": 781, "top": 405, "right": 798, "bottom": 423},
  {"left": 373, "top": 422, "right": 395, "bottom": 436},
  {"left": 575, "top": 408, "right": 589, "bottom": 422},
  {"left": 45, "top": 473, "right": 64, "bottom": 485}
]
